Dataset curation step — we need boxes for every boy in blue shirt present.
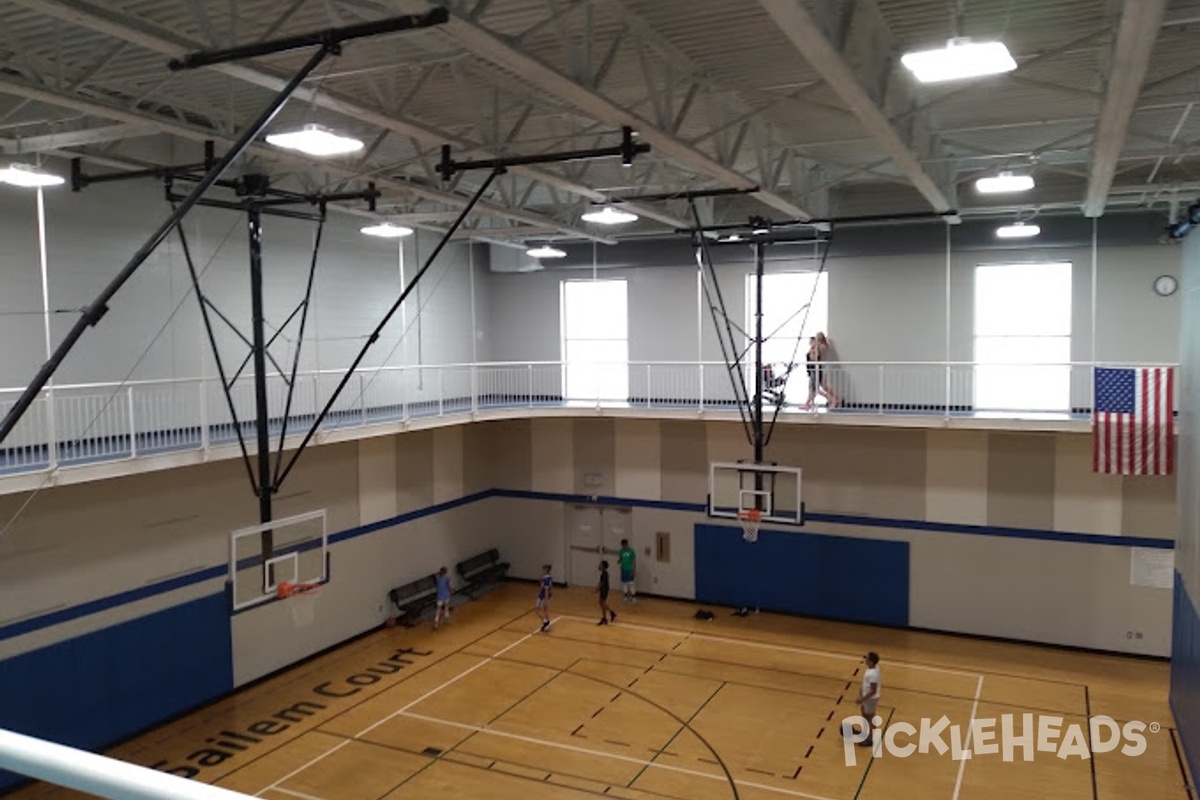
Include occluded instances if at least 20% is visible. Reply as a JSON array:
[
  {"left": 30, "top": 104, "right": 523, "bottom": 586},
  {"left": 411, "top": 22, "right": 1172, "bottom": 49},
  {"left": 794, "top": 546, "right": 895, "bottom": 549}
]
[
  {"left": 536, "top": 563, "right": 552, "bottom": 632},
  {"left": 433, "top": 566, "right": 452, "bottom": 629}
]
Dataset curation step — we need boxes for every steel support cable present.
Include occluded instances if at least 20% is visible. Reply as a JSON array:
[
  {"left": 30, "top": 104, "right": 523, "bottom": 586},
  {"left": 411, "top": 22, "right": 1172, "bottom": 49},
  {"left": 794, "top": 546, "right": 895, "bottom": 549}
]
[{"left": 0, "top": 212, "right": 243, "bottom": 538}]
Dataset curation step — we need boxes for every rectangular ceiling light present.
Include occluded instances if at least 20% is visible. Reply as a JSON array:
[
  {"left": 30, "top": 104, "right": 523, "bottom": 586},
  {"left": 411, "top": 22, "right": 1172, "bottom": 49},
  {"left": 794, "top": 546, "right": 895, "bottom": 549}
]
[
  {"left": 995, "top": 222, "right": 1040, "bottom": 239},
  {"left": 975, "top": 172, "right": 1035, "bottom": 194},
  {"left": 901, "top": 38, "right": 1017, "bottom": 83}
]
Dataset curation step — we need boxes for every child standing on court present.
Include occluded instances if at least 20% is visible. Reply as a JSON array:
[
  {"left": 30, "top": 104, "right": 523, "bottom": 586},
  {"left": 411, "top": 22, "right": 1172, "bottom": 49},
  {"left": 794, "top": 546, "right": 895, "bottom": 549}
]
[
  {"left": 618, "top": 538, "right": 637, "bottom": 604},
  {"left": 433, "top": 566, "right": 451, "bottom": 630},
  {"left": 596, "top": 561, "right": 616, "bottom": 625},
  {"left": 536, "top": 564, "right": 553, "bottom": 632}
]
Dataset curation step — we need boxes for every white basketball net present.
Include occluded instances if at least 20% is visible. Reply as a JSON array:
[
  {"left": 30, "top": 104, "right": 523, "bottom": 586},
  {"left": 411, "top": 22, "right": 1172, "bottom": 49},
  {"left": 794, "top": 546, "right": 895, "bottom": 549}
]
[{"left": 739, "top": 511, "right": 761, "bottom": 543}]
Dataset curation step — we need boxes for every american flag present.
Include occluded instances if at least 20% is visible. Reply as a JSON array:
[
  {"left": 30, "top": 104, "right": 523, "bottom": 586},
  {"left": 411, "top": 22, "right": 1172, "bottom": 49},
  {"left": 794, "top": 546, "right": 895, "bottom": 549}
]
[{"left": 1092, "top": 367, "right": 1174, "bottom": 475}]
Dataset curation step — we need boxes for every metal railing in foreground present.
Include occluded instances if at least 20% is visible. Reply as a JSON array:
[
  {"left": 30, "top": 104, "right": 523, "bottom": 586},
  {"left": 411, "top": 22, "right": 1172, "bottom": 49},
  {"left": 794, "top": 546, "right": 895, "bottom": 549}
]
[
  {"left": 0, "top": 728, "right": 255, "bottom": 800},
  {"left": 0, "top": 360, "right": 1174, "bottom": 477}
]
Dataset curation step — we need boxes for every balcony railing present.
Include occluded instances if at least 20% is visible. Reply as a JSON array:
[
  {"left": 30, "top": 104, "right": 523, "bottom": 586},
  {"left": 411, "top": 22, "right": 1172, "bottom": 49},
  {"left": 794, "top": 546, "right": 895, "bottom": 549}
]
[{"left": 0, "top": 361, "right": 1174, "bottom": 477}]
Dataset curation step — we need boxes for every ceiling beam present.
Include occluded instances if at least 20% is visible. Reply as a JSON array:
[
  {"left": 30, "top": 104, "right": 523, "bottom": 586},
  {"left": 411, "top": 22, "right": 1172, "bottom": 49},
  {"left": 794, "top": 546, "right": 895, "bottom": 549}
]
[
  {"left": 388, "top": 0, "right": 812, "bottom": 220},
  {"left": 0, "top": 122, "right": 158, "bottom": 155},
  {"left": 1083, "top": 0, "right": 1169, "bottom": 217},
  {"left": 0, "top": 73, "right": 614, "bottom": 242},
  {"left": 6, "top": 0, "right": 686, "bottom": 230},
  {"left": 757, "top": 0, "right": 955, "bottom": 214}
]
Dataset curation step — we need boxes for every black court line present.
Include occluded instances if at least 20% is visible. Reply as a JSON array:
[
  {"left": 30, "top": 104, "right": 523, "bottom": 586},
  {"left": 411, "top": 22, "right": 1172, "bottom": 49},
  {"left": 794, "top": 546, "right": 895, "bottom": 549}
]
[
  {"left": 333, "top": 722, "right": 699, "bottom": 800},
  {"left": 1084, "top": 686, "right": 1098, "bottom": 800},
  {"left": 852, "top": 707, "right": 894, "bottom": 800},
  {"left": 624, "top": 682, "right": 726, "bottom": 790},
  {"left": 535, "top": 614, "right": 1094, "bottom": 690},
  {"left": 1170, "top": 727, "right": 1197, "bottom": 800},
  {"left": 489, "top": 638, "right": 1096, "bottom": 740},
  {"left": 208, "top": 606, "right": 539, "bottom": 787}
]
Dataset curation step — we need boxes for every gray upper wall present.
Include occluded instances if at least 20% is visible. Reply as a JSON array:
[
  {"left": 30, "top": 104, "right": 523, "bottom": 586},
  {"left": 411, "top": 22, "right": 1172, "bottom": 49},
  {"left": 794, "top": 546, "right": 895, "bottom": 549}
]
[
  {"left": 485, "top": 212, "right": 1183, "bottom": 368},
  {"left": 0, "top": 182, "right": 489, "bottom": 388},
  {"left": 0, "top": 181, "right": 1182, "bottom": 393}
]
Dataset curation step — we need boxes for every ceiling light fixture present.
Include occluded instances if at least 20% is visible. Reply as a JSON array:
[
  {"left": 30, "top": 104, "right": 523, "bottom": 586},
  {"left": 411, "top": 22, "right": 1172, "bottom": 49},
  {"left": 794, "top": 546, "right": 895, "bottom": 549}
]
[
  {"left": 266, "top": 124, "right": 363, "bottom": 157},
  {"left": 995, "top": 221, "right": 1040, "bottom": 239},
  {"left": 901, "top": 38, "right": 1017, "bottom": 83},
  {"left": 975, "top": 171, "right": 1035, "bottom": 194},
  {"left": 0, "top": 163, "right": 65, "bottom": 188},
  {"left": 360, "top": 222, "right": 414, "bottom": 238},
  {"left": 526, "top": 244, "right": 566, "bottom": 258},
  {"left": 581, "top": 205, "right": 638, "bottom": 225}
]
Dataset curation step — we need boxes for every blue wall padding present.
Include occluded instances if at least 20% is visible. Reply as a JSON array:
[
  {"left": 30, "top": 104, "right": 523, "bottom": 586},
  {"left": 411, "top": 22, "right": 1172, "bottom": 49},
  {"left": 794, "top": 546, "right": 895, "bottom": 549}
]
[
  {"left": 695, "top": 523, "right": 909, "bottom": 627},
  {"left": 1171, "top": 576, "right": 1200, "bottom": 786},
  {"left": 0, "top": 592, "right": 233, "bottom": 792}
]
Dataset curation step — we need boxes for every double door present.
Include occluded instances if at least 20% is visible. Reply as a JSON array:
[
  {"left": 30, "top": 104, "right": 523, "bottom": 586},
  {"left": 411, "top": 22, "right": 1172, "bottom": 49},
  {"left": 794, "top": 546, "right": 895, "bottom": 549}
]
[{"left": 567, "top": 505, "right": 631, "bottom": 588}]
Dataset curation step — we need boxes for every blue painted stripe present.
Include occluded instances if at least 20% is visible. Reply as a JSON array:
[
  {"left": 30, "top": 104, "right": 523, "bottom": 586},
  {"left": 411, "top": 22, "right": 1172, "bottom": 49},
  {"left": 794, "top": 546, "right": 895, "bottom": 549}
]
[
  {"left": 491, "top": 488, "right": 1175, "bottom": 549},
  {"left": 803, "top": 511, "right": 1175, "bottom": 549},
  {"left": 3, "top": 485, "right": 1172, "bottom": 645},
  {"left": 0, "top": 565, "right": 226, "bottom": 642}
]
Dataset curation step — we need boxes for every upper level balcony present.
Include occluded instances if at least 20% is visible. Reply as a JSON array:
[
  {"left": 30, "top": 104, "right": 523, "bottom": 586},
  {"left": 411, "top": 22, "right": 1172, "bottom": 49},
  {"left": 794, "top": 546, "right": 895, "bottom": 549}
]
[{"left": 0, "top": 359, "right": 1175, "bottom": 493}]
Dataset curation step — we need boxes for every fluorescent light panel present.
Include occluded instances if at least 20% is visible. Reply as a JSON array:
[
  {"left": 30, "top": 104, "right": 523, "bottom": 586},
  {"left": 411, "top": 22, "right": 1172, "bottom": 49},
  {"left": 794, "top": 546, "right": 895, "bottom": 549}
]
[
  {"left": 581, "top": 205, "right": 638, "bottom": 225},
  {"left": 266, "top": 125, "right": 363, "bottom": 157},
  {"left": 526, "top": 245, "right": 566, "bottom": 258},
  {"left": 975, "top": 172, "right": 1034, "bottom": 194},
  {"left": 0, "top": 164, "right": 65, "bottom": 188},
  {"left": 901, "top": 38, "right": 1017, "bottom": 83},
  {"left": 361, "top": 222, "right": 413, "bottom": 238},
  {"left": 995, "top": 222, "right": 1040, "bottom": 239}
]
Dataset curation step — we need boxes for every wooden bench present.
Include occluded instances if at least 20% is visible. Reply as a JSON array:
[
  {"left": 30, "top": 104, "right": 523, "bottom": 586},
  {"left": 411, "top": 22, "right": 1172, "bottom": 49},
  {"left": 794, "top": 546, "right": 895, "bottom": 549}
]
[
  {"left": 456, "top": 548, "right": 510, "bottom": 599},
  {"left": 388, "top": 573, "right": 439, "bottom": 627}
]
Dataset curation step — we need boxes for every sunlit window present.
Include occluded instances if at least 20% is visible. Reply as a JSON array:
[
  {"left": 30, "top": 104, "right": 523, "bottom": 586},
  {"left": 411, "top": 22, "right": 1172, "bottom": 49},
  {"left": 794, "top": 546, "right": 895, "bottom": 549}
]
[
  {"left": 746, "top": 271, "right": 829, "bottom": 399},
  {"left": 974, "top": 262, "right": 1072, "bottom": 411},
  {"left": 562, "top": 279, "right": 628, "bottom": 400}
]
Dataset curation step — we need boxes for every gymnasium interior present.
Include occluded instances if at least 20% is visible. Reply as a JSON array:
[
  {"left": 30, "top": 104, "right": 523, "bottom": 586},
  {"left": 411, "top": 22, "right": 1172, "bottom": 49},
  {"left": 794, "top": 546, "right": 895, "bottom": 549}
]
[{"left": 1, "top": 2, "right": 1200, "bottom": 800}]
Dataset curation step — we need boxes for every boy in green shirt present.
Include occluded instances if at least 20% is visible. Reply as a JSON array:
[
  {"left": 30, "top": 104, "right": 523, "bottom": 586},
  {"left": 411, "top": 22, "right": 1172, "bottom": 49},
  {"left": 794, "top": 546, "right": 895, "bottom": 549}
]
[{"left": 618, "top": 539, "right": 637, "bottom": 605}]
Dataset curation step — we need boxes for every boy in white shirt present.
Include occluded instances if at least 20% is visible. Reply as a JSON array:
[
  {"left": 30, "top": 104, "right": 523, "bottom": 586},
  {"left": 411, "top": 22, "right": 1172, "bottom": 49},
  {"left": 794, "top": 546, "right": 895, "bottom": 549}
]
[{"left": 855, "top": 652, "right": 881, "bottom": 747}]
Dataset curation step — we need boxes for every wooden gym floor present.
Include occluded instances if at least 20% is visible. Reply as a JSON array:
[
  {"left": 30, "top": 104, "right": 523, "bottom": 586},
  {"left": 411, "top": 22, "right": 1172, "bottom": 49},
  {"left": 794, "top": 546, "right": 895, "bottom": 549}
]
[{"left": 8, "top": 584, "right": 1192, "bottom": 800}]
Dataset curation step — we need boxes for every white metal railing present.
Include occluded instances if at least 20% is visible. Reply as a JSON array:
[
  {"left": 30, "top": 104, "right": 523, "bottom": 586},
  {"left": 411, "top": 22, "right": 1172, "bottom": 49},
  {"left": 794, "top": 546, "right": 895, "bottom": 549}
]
[{"left": 0, "top": 361, "right": 1176, "bottom": 477}]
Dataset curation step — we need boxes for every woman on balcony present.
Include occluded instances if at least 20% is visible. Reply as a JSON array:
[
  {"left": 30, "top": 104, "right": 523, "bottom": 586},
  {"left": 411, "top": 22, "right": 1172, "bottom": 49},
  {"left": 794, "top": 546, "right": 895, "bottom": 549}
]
[{"left": 806, "top": 333, "right": 840, "bottom": 410}]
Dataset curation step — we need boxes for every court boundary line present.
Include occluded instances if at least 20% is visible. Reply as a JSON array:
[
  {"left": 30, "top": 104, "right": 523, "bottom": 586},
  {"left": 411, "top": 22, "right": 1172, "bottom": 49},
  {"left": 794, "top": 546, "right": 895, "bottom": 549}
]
[
  {"left": 540, "top": 637, "right": 1090, "bottom": 719},
  {"left": 256, "top": 620, "right": 546, "bottom": 797},
  {"left": 397, "top": 709, "right": 843, "bottom": 800},
  {"left": 950, "top": 675, "right": 984, "bottom": 800},
  {"left": 555, "top": 614, "right": 981, "bottom": 679}
]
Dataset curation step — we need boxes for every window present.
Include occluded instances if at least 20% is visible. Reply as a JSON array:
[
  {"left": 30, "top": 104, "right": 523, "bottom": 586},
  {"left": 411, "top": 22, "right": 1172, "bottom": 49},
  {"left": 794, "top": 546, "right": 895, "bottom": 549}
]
[
  {"left": 974, "top": 262, "right": 1072, "bottom": 411},
  {"left": 562, "top": 279, "right": 628, "bottom": 400},
  {"left": 746, "top": 271, "right": 829, "bottom": 398}
]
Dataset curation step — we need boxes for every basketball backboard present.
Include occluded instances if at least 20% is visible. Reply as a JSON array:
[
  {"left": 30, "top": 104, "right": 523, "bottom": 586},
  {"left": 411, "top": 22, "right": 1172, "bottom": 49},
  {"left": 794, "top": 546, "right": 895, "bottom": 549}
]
[
  {"left": 708, "top": 461, "right": 803, "bottom": 525},
  {"left": 229, "top": 509, "right": 328, "bottom": 611}
]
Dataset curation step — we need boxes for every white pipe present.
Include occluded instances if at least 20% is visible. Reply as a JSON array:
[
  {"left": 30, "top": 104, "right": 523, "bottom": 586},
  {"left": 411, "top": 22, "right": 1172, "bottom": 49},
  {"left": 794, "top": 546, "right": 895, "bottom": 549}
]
[
  {"left": 36, "top": 189, "right": 56, "bottom": 467},
  {"left": 0, "top": 728, "right": 258, "bottom": 800}
]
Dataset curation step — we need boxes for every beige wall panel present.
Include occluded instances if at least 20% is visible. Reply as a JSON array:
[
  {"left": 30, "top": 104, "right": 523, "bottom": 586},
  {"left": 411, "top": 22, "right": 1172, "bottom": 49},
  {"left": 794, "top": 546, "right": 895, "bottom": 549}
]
[
  {"left": 614, "top": 418, "right": 661, "bottom": 500},
  {"left": 926, "top": 429, "right": 988, "bottom": 525}
]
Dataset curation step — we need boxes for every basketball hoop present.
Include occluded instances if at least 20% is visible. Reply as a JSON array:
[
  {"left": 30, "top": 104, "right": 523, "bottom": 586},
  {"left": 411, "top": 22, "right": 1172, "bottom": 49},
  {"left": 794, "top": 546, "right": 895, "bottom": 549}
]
[
  {"left": 737, "top": 509, "right": 761, "bottom": 542},
  {"left": 277, "top": 581, "right": 321, "bottom": 627}
]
